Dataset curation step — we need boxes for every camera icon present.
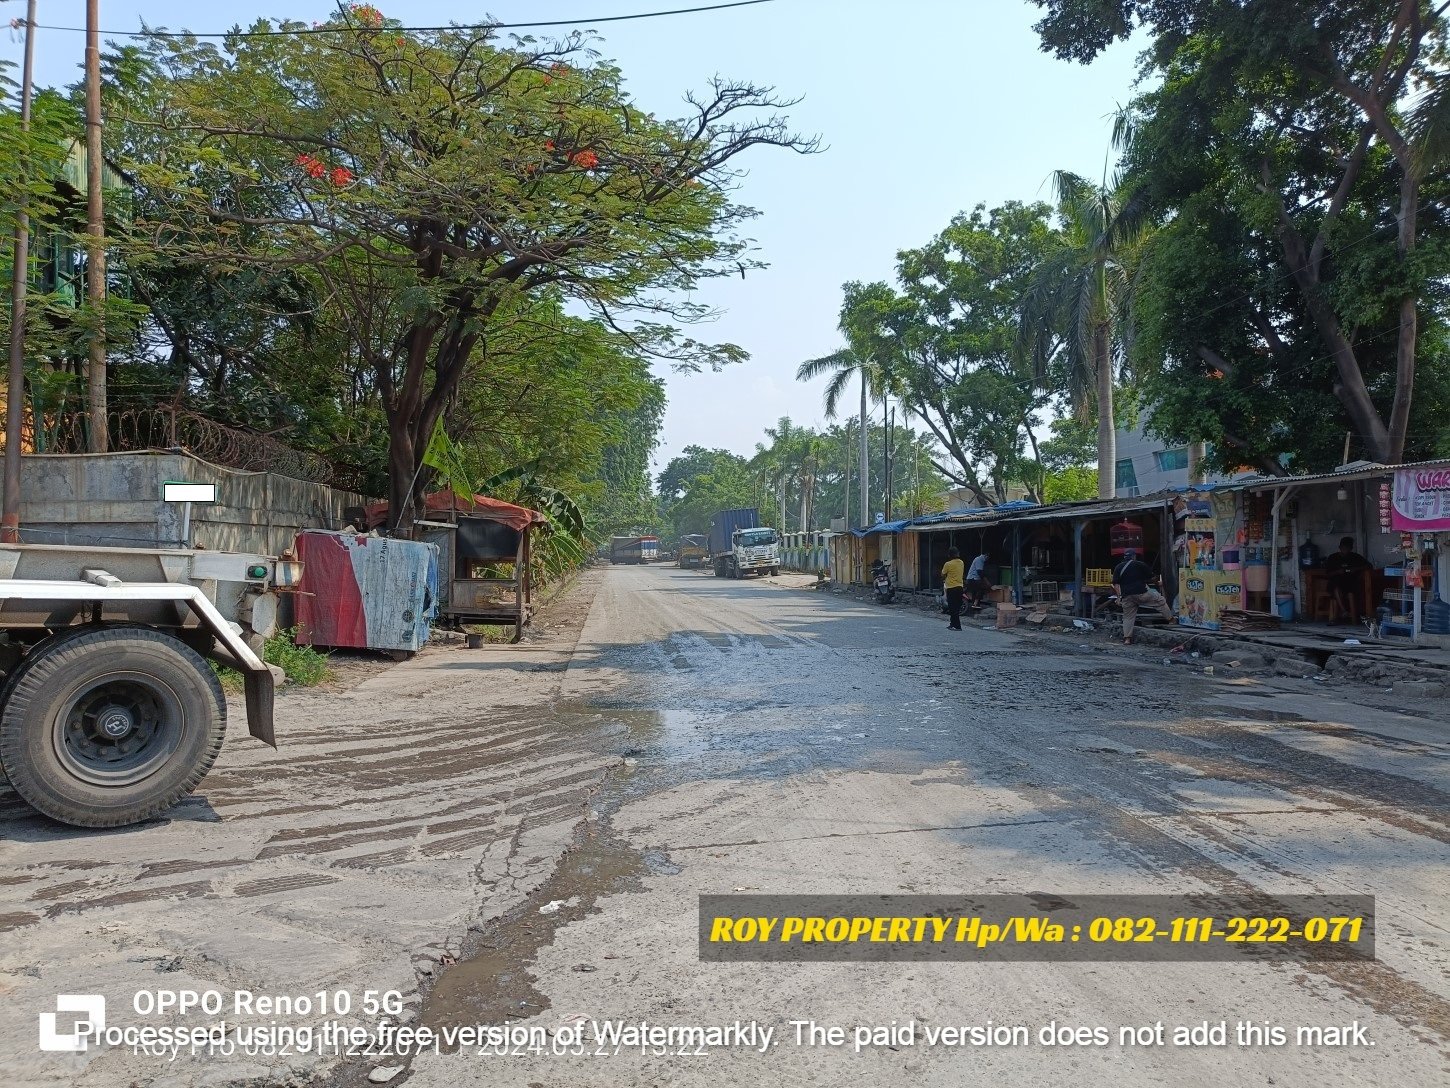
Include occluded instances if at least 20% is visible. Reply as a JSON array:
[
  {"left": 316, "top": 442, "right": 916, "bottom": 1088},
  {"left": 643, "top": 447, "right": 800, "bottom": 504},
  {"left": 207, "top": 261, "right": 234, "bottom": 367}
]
[{"left": 38, "top": 995, "right": 106, "bottom": 1052}]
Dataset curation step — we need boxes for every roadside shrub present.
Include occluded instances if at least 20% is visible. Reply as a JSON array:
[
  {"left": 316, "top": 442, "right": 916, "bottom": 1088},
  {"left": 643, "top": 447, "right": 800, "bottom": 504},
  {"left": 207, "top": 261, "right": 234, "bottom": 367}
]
[
  {"left": 262, "top": 629, "right": 334, "bottom": 686},
  {"left": 212, "top": 628, "right": 334, "bottom": 689}
]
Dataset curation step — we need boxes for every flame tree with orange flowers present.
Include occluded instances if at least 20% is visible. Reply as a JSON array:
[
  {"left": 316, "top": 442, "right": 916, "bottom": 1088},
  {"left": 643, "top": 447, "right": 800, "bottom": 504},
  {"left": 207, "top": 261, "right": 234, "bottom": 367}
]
[{"left": 112, "top": 6, "right": 814, "bottom": 527}]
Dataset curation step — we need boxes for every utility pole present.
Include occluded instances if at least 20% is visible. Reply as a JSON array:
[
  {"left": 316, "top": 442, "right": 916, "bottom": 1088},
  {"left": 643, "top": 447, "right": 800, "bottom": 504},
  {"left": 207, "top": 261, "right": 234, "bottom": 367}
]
[
  {"left": 85, "top": 0, "right": 109, "bottom": 452},
  {"left": 841, "top": 420, "right": 850, "bottom": 530},
  {"left": 884, "top": 402, "right": 894, "bottom": 522},
  {"left": 857, "top": 371, "right": 869, "bottom": 528},
  {"left": 2, "top": 0, "right": 39, "bottom": 543}
]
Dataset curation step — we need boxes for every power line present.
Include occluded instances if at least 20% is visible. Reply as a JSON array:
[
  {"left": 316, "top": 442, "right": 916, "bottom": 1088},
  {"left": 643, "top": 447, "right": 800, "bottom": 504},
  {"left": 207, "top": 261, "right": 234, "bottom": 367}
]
[{"left": 21, "top": 0, "right": 775, "bottom": 39}]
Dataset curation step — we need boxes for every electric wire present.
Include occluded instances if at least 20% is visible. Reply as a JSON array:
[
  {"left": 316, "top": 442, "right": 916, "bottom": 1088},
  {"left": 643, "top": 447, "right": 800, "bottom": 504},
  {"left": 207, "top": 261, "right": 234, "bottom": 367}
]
[{"left": 13, "top": 0, "right": 775, "bottom": 39}]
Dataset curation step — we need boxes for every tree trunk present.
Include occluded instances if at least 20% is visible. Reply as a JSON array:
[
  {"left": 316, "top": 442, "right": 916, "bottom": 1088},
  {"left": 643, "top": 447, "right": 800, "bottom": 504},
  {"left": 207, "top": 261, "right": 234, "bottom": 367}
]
[
  {"left": 858, "top": 372, "right": 869, "bottom": 528},
  {"left": 386, "top": 417, "right": 418, "bottom": 533},
  {"left": 1095, "top": 322, "right": 1116, "bottom": 498},
  {"left": 1188, "top": 441, "right": 1207, "bottom": 484},
  {"left": 1387, "top": 171, "right": 1418, "bottom": 463}
]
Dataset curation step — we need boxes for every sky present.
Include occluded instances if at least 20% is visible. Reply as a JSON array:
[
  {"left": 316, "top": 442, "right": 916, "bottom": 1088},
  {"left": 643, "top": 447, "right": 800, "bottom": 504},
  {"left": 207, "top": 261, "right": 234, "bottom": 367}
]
[{"left": 1, "top": 0, "right": 1145, "bottom": 476}]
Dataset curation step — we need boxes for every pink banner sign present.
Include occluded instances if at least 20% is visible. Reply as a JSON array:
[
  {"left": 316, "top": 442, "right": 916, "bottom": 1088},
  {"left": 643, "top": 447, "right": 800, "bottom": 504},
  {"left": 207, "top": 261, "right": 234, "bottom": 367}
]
[{"left": 1391, "top": 468, "right": 1450, "bottom": 531}]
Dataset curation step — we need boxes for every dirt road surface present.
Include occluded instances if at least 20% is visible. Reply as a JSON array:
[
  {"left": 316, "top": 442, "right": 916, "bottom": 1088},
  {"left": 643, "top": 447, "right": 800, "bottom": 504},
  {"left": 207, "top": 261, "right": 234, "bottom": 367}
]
[{"left": 2, "top": 563, "right": 1447, "bottom": 1087}]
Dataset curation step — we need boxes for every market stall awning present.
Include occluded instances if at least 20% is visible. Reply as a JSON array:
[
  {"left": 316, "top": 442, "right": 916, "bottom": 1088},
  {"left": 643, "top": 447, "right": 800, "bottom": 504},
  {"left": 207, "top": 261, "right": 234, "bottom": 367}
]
[
  {"left": 365, "top": 488, "right": 546, "bottom": 531},
  {"left": 1002, "top": 494, "right": 1173, "bottom": 524},
  {"left": 904, "top": 500, "right": 1039, "bottom": 532}
]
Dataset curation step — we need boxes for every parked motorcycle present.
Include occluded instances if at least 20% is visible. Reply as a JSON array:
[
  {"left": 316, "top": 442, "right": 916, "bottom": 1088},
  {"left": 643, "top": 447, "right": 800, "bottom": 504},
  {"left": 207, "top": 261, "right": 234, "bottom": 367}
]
[{"left": 870, "top": 559, "right": 896, "bottom": 604}]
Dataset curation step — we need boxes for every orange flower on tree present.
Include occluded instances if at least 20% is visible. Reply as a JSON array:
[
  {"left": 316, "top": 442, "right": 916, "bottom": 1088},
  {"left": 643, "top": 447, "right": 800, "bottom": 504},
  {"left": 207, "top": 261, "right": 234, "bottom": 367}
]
[
  {"left": 295, "top": 153, "right": 326, "bottom": 179},
  {"left": 349, "top": 4, "right": 384, "bottom": 27},
  {"left": 330, "top": 166, "right": 355, "bottom": 186},
  {"left": 571, "top": 149, "right": 599, "bottom": 169},
  {"left": 544, "top": 139, "right": 555, "bottom": 152}
]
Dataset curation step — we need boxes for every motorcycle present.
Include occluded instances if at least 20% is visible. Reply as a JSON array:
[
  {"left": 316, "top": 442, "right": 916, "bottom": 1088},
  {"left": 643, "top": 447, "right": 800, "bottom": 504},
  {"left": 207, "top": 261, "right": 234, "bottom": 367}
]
[{"left": 870, "top": 559, "right": 896, "bottom": 604}]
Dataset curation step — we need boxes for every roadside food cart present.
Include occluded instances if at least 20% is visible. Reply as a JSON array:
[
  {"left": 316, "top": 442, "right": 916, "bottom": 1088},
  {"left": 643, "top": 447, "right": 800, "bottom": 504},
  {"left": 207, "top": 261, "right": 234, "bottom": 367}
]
[{"left": 367, "top": 490, "right": 546, "bottom": 643}]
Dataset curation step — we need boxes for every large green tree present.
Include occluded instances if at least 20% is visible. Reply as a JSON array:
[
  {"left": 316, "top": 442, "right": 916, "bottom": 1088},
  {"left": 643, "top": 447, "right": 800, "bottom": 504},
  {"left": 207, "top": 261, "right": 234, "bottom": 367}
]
[
  {"left": 1031, "top": 0, "right": 1450, "bottom": 465},
  {"left": 838, "top": 202, "right": 1062, "bottom": 504},
  {"left": 118, "top": 9, "right": 812, "bottom": 525}
]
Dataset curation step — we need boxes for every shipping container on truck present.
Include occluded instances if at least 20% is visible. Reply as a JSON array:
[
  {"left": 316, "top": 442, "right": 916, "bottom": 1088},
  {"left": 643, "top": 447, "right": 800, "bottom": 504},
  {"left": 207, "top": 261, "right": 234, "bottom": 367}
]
[
  {"left": 640, "top": 536, "right": 659, "bottom": 562},
  {"left": 707, "top": 508, "right": 781, "bottom": 579}
]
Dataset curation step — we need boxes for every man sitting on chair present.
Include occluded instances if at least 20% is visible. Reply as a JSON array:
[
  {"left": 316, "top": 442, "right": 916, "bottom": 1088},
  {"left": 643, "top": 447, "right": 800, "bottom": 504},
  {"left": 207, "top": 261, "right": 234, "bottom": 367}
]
[{"left": 1323, "top": 536, "right": 1369, "bottom": 624}]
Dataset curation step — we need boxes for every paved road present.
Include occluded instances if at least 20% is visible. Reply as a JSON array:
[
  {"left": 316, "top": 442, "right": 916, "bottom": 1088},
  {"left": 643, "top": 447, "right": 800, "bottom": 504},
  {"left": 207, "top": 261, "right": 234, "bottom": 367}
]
[
  {"left": 402, "top": 564, "right": 1449, "bottom": 1088},
  {"left": 3, "top": 563, "right": 1447, "bottom": 1087}
]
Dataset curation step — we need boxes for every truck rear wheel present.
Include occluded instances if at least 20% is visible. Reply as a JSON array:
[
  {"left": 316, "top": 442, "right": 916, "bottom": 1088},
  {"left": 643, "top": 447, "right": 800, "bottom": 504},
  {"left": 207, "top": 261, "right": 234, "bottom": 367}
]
[{"left": 0, "top": 627, "right": 227, "bottom": 828}]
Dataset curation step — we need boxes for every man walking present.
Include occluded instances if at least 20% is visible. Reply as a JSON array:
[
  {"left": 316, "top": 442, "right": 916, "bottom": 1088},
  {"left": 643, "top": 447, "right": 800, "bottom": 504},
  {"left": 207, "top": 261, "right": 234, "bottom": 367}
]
[
  {"left": 1112, "top": 548, "right": 1172, "bottom": 644},
  {"left": 942, "top": 547, "right": 965, "bottom": 631}
]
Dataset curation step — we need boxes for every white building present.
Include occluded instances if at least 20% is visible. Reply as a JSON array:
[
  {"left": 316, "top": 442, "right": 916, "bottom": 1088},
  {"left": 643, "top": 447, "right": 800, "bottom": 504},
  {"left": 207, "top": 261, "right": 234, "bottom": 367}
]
[{"left": 1112, "top": 421, "right": 1255, "bottom": 495}]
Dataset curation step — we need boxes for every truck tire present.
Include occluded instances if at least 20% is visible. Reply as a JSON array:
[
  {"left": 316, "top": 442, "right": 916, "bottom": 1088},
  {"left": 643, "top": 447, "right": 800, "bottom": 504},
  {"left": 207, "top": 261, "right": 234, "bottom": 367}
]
[{"left": 0, "top": 627, "right": 227, "bottom": 828}]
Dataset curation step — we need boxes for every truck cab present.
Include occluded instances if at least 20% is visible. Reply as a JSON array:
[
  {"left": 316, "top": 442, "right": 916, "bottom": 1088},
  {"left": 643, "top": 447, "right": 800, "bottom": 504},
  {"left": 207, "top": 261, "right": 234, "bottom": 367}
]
[{"left": 720, "top": 526, "right": 780, "bottom": 579}]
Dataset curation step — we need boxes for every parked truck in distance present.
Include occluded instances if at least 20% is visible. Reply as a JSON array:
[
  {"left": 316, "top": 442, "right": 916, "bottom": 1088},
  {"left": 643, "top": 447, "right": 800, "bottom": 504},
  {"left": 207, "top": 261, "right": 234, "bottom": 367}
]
[
  {"left": 677, "top": 534, "right": 708, "bottom": 569},
  {"left": 707, "top": 508, "right": 781, "bottom": 579},
  {"left": 609, "top": 535, "right": 644, "bottom": 564}
]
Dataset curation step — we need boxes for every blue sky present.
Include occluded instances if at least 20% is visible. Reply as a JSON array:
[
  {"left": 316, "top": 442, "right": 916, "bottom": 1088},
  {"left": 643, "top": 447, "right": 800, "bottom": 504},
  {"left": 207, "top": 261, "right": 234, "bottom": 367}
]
[{"left": 3, "top": 0, "right": 1143, "bottom": 473}]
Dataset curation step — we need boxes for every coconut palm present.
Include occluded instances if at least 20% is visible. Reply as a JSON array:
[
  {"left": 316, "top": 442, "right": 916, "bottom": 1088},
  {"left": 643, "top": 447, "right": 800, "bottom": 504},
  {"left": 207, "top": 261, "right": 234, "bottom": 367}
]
[
  {"left": 796, "top": 282, "right": 903, "bottom": 526},
  {"left": 1019, "top": 168, "right": 1151, "bottom": 498}
]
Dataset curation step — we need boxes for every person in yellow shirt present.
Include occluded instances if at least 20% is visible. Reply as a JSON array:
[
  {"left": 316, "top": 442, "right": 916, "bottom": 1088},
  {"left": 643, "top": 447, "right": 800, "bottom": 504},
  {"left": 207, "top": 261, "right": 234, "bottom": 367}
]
[{"left": 942, "top": 547, "right": 966, "bottom": 631}]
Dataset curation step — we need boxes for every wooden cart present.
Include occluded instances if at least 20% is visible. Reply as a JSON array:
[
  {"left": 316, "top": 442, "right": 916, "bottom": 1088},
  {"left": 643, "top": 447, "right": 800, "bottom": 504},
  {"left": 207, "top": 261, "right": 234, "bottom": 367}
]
[{"left": 368, "top": 490, "right": 545, "bottom": 644}]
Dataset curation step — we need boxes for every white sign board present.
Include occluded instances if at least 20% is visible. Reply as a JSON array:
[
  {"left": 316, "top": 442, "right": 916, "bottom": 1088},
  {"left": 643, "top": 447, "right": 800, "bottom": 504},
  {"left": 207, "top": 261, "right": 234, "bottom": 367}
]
[{"left": 163, "top": 482, "right": 217, "bottom": 504}]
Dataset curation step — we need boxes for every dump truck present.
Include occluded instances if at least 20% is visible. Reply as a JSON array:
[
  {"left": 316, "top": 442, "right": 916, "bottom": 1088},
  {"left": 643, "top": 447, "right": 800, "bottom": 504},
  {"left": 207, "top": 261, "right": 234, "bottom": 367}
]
[
  {"left": 707, "top": 507, "right": 780, "bottom": 579},
  {"left": 677, "top": 534, "right": 708, "bottom": 568},
  {"left": 0, "top": 541, "right": 299, "bottom": 828}
]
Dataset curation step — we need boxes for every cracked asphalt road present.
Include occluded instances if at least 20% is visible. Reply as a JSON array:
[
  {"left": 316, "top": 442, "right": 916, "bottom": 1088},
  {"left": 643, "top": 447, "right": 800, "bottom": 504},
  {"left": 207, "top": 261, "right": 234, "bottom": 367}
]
[{"left": 2, "top": 563, "right": 1447, "bottom": 1087}]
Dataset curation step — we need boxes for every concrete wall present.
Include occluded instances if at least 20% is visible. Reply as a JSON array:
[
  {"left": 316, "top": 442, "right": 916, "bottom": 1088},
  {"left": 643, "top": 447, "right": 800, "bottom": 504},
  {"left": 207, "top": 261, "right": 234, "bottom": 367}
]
[{"left": 18, "top": 452, "right": 366, "bottom": 556}]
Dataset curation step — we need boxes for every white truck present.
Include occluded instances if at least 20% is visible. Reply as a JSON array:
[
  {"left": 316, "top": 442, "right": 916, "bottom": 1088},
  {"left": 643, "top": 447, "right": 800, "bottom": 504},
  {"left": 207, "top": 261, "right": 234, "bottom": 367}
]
[
  {"left": 708, "top": 508, "right": 781, "bottom": 579},
  {"left": 0, "top": 541, "right": 299, "bottom": 828}
]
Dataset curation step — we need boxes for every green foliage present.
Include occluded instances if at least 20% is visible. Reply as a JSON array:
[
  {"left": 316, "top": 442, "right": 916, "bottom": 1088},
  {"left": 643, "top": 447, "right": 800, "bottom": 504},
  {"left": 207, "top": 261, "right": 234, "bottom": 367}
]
[
  {"left": 105, "top": 12, "right": 812, "bottom": 518},
  {"left": 212, "top": 628, "right": 333, "bottom": 690},
  {"left": 1032, "top": 0, "right": 1450, "bottom": 468},
  {"left": 822, "top": 202, "right": 1064, "bottom": 505},
  {"left": 1042, "top": 466, "right": 1099, "bottom": 503},
  {"left": 262, "top": 629, "right": 334, "bottom": 687},
  {"left": 658, "top": 446, "right": 753, "bottom": 535}
]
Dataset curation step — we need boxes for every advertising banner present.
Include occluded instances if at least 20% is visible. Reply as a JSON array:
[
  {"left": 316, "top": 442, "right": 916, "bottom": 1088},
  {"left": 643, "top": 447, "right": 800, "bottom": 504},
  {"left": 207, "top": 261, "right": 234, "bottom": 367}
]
[
  {"left": 1391, "top": 468, "right": 1450, "bottom": 531},
  {"left": 1178, "top": 569, "right": 1242, "bottom": 630}
]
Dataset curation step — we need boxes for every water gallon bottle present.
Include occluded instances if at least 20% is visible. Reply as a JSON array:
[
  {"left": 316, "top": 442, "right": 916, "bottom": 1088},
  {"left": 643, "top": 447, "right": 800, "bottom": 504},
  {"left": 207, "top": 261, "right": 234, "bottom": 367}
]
[
  {"left": 1298, "top": 540, "right": 1320, "bottom": 568},
  {"left": 1426, "top": 592, "right": 1450, "bottom": 635}
]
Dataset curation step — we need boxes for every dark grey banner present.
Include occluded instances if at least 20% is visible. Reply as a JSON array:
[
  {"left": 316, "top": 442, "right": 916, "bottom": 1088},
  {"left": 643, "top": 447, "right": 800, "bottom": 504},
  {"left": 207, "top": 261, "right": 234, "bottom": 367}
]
[{"left": 699, "top": 893, "right": 1375, "bottom": 962}]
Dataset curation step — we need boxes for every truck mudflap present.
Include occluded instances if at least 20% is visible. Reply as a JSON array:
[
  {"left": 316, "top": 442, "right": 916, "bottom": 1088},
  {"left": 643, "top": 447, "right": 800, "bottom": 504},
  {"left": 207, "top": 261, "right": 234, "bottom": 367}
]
[{"left": 0, "top": 574, "right": 279, "bottom": 748}]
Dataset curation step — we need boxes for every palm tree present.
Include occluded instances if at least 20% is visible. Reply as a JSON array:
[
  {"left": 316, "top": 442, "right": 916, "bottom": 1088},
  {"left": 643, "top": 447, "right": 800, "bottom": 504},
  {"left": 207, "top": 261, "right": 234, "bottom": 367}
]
[
  {"left": 752, "top": 417, "right": 807, "bottom": 531},
  {"left": 796, "top": 347, "right": 876, "bottom": 528},
  {"left": 1019, "top": 169, "right": 1150, "bottom": 498}
]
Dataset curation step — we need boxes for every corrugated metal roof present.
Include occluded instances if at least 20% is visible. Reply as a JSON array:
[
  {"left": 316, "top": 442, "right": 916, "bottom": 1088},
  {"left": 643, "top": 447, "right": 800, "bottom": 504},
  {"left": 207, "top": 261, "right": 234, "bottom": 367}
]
[
  {"left": 851, "top": 519, "right": 913, "bottom": 536},
  {"left": 906, "top": 493, "right": 1169, "bottom": 531},
  {"left": 1237, "top": 457, "right": 1450, "bottom": 490},
  {"left": 1005, "top": 493, "right": 1173, "bottom": 523}
]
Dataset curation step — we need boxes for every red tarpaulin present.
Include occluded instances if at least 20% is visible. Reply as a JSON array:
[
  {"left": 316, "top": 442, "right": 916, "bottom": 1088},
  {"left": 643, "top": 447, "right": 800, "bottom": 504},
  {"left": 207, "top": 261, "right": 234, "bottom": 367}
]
[{"left": 365, "top": 489, "right": 545, "bottom": 531}]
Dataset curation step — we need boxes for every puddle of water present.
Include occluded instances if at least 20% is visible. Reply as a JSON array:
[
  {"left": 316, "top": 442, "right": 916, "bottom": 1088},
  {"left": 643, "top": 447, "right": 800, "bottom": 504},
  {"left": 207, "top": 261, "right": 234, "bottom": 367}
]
[
  {"left": 420, "top": 823, "right": 650, "bottom": 1035},
  {"left": 1214, "top": 705, "right": 1313, "bottom": 723}
]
